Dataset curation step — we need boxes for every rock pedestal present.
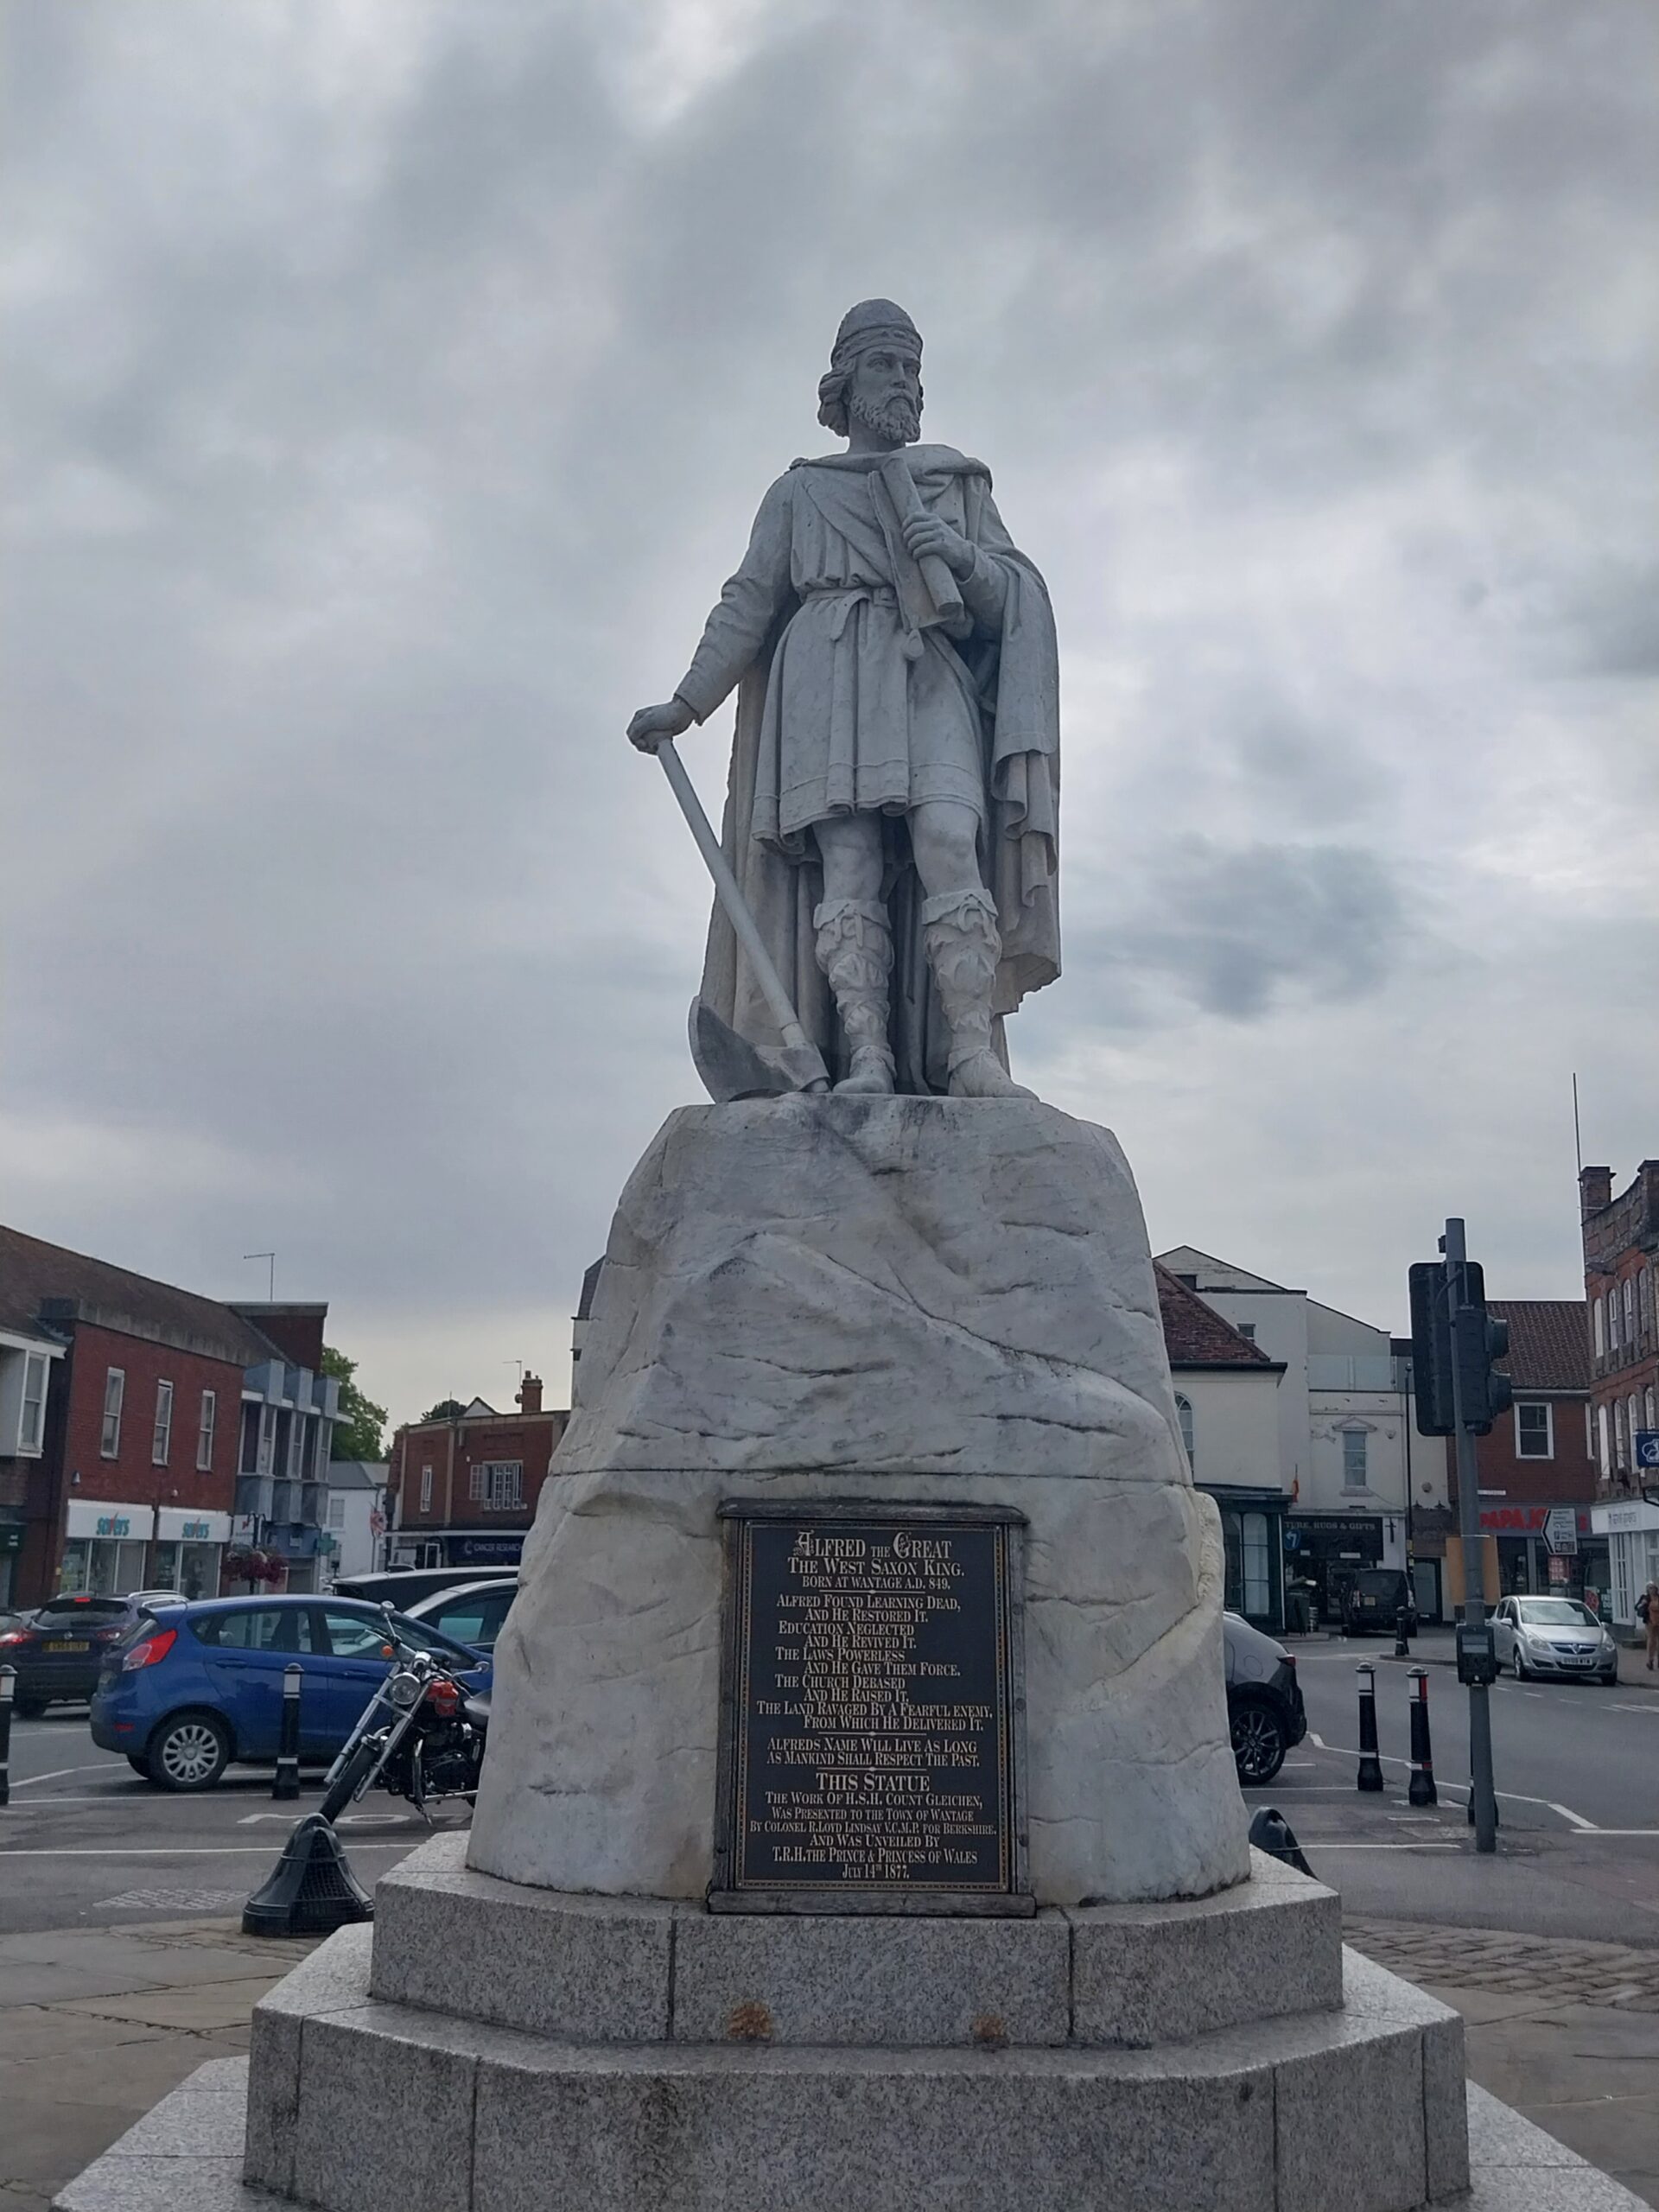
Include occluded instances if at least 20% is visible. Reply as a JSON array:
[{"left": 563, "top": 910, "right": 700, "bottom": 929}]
[{"left": 468, "top": 1095, "right": 1251, "bottom": 1905}]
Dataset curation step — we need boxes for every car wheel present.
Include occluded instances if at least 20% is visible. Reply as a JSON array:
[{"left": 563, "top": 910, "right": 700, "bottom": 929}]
[
  {"left": 16, "top": 1699, "right": 48, "bottom": 1720},
  {"left": 1230, "top": 1697, "right": 1287, "bottom": 1786},
  {"left": 1511, "top": 1650, "right": 1527, "bottom": 1681},
  {"left": 1600, "top": 1670, "right": 1619, "bottom": 1686},
  {"left": 146, "top": 1711, "right": 232, "bottom": 1792}
]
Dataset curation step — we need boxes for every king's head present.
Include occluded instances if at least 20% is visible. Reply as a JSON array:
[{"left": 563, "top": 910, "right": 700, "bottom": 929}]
[{"left": 817, "top": 299, "right": 924, "bottom": 445}]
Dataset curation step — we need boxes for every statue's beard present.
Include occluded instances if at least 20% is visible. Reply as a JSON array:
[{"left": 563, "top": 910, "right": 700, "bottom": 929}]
[{"left": 850, "top": 388, "right": 920, "bottom": 444}]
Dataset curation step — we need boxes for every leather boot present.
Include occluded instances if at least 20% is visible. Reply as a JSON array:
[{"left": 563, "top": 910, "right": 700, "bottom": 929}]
[
  {"left": 921, "top": 887, "right": 1034, "bottom": 1099},
  {"left": 813, "top": 899, "right": 896, "bottom": 1094}
]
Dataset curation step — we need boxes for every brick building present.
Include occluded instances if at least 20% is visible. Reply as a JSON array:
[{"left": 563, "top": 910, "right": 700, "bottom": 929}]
[
  {"left": 385, "top": 1375, "right": 567, "bottom": 1573},
  {"left": 0, "top": 1228, "right": 339, "bottom": 1605},
  {"left": 1580, "top": 1161, "right": 1659, "bottom": 1631},
  {"left": 1441, "top": 1300, "right": 1600, "bottom": 1603}
]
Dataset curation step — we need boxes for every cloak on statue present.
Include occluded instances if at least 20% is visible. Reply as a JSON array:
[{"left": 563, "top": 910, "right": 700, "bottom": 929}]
[{"left": 678, "top": 444, "right": 1061, "bottom": 1096}]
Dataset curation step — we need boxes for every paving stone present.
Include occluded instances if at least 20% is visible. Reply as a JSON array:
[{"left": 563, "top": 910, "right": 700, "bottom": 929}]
[{"left": 54, "top": 2156, "right": 282, "bottom": 2211}]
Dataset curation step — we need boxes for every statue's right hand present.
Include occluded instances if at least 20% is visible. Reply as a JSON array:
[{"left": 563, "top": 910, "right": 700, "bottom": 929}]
[{"left": 626, "top": 697, "right": 695, "bottom": 753}]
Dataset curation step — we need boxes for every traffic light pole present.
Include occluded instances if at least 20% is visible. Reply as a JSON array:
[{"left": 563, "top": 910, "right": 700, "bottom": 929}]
[{"left": 1445, "top": 1217, "right": 1499, "bottom": 1853}]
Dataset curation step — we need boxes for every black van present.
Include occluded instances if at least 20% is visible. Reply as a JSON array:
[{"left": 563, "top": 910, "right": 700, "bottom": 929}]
[{"left": 1339, "top": 1567, "right": 1419, "bottom": 1637}]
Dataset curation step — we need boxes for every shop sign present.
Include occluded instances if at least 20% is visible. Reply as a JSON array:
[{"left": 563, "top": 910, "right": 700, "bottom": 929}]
[
  {"left": 1547, "top": 1554, "right": 1570, "bottom": 1585},
  {"left": 181, "top": 1522, "right": 211, "bottom": 1541},
  {"left": 1478, "top": 1504, "right": 1591, "bottom": 1536},
  {"left": 0, "top": 1525, "right": 22, "bottom": 1554},
  {"left": 95, "top": 1516, "right": 130, "bottom": 1538}
]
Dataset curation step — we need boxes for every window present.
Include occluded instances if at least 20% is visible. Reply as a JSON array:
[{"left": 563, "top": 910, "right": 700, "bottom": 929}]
[
  {"left": 152, "top": 1380, "right": 174, "bottom": 1466},
  {"left": 1515, "top": 1403, "right": 1553, "bottom": 1460},
  {"left": 1174, "top": 1395, "right": 1194, "bottom": 1468},
  {"left": 1599, "top": 1404, "right": 1612, "bottom": 1476},
  {"left": 1241, "top": 1511, "right": 1271, "bottom": 1619},
  {"left": 19, "top": 1351, "right": 48, "bottom": 1453},
  {"left": 1624, "top": 1278, "right": 1637, "bottom": 1353},
  {"left": 1342, "top": 1428, "right": 1368, "bottom": 1488},
  {"left": 101, "top": 1368, "right": 125, "bottom": 1457},
  {"left": 197, "top": 1390, "right": 216, "bottom": 1471},
  {"left": 1594, "top": 1296, "right": 1606, "bottom": 1357},
  {"left": 321, "top": 1609, "right": 395, "bottom": 1659},
  {"left": 469, "top": 1463, "right": 487, "bottom": 1502},
  {"left": 419, "top": 1465, "right": 433, "bottom": 1515},
  {"left": 477, "top": 1460, "right": 524, "bottom": 1510},
  {"left": 192, "top": 1606, "right": 312, "bottom": 1652},
  {"left": 1641, "top": 1267, "right": 1656, "bottom": 1348},
  {"left": 426, "top": 1588, "right": 515, "bottom": 1651},
  {"left": 1609, "top": 1288, "right": 1621, "bottom": 1352},
  {"left": 1236, "top": 1321, "right": 1257, "bottom": 1342},
  {"left": 326, "top": 1492, "right": 347, "bottom": 1529},
  {"left": 1646, "top": 1385, "right": 1656, "bottom": 1433},
  {"left": 1616, "top": 1398, "right": 1630, "bottom": 1471},
  {"left": 287, "top": 1414, "right": 303, "bottom": 1479}
]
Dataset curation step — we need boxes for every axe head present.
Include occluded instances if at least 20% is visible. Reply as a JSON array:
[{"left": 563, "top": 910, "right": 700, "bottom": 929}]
[{"left": 689, "top": 999, "right": 831, "bottom": 1101}]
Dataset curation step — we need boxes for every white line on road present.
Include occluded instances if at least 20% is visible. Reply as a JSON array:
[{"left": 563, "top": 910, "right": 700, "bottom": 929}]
[
  {"left": 1302, "top": 1842, "right": 1459, "bottom": 1852},
  {"left": 0, "top": 1843, "right": 414, "bottom": 1858},
  {"left": 1304, "top": 1734, "right": 1601, "bottom": 1830},
  {"left": 5, "top": 1764, "right": 121, "bottom": 1790}
]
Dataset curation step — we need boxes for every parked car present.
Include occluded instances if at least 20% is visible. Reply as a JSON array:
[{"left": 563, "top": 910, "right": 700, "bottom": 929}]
[
  {"left": 401, "top": 1576, "right": 518, "bottom": 1655},
  {"left": 1338, "top": 1568, "right": 1419, "bottom": 1638},
  {"left": 88, "top": 1593, "right": 491, "bottom": 1790},
  {"left": 333, "top": 1566, "right": 518, "bottom": 1607},
  {"left": 0, "top": 1592, "right": 181, "bottom": 1716},
  {"left": 1491, "top": 1595, "right": 1618, "bottom": 1684},
  {"left": 1224, "top": 1612, "right": 1307, "bottom": 1784}
]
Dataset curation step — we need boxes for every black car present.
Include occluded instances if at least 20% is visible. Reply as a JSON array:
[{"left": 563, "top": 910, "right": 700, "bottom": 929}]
[
  {"left": 1224, "top": 1612, "right": 1307, "bottom": 1785},
  {"left": 0, "top": 1592, "right": 177, "bottom": 1716},
  {"left": 333, "top": 1567, "right": 518, "bottom": 1607},
  {"left": 1338, "top": 1567, "right": 1419, "bottom": 1639}
]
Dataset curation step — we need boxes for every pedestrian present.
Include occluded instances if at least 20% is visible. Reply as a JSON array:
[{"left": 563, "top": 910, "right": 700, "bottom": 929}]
[{"left": 1639, "top": 1581, "right": 1659, "bottom": 1671}]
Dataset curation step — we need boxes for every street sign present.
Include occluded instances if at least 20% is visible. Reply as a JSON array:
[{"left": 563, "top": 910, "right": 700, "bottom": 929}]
[
  {"left": 1544, "top": 1506, "right": 1579, "bottom": 1555},
  {"left": 1636, "top": 1431, "right": 1659, "bottom": 1472}
]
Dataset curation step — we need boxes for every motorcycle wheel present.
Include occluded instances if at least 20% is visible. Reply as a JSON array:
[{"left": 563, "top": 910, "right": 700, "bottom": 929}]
[{"left": 320, "top": 1740, "right": 379, "bottom": 1824}]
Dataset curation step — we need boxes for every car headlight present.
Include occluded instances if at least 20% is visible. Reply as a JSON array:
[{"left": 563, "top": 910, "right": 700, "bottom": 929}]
[{"left": 386, "top": 1670, "right": 422, "bottom": 1709}]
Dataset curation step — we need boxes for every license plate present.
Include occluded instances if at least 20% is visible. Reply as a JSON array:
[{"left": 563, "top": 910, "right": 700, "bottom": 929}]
[{"left": 45, "top": 1639, "right": 88, "bottom": 1653}]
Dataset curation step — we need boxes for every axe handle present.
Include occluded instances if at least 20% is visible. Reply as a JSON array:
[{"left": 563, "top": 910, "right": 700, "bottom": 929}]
[{"left": 656, "top": 738, "right": 826, "bottom": 1076}]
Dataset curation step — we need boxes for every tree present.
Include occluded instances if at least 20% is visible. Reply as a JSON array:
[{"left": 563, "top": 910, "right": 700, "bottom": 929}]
[
  {"left": 323, "top": 1345, "right": 388, "bottom": 1462},
  {"left": 422, "top": 1398, "right": 467, "bottom": 1422}
]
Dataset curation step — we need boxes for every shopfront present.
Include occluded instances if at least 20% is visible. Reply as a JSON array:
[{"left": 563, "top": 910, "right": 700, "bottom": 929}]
[
  {"left": 1284, "top": 1513, "right": 1408, "bottom": 1627},
  {"left": 1199, "top": 1485, "right": 1286, "bottom": 1634},
  {"left": 58, "top": 1503, "right": 156, "bottom": 1595},
  {"left": 149, "top": 1509, "right": 232, "bottom": 1600},
  {"left": 1591, "top": 1499, "right": 1659, "bottom": 1637},
  {"left": 1478, "top": 1503, "right": 1605, "bottom": 1609},
  {"left": 0, "top": 1519, "right": 22, "bottom": 1608}
]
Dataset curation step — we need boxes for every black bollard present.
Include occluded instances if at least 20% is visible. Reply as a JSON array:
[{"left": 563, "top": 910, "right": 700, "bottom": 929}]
[
  {"left": 272, "top": 1663, "right": 302, "bottom": 1802},
  {"left": 1394, "top": 1605, "right": 1411, "bottom": 1660},
  {"left": 1407, "top": 1667, "right": 1437, "bottom": 1806},
  {"left": 1356, "top": 1663, "right": 1384, "bottom": 1791},
  {"left": 0, "top": 1665, "right": 13, "bottom": 1808}
]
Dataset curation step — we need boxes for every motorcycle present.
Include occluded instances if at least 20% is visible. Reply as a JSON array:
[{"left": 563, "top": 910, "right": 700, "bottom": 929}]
[{"left": 319, "top": 1613, "right": 490, "bottom": 1824}]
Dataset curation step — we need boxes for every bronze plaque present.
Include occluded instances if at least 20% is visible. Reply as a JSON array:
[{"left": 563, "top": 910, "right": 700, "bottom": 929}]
[{"left": 712, "top": 1503, "right": 1028, "bottom": 1912}]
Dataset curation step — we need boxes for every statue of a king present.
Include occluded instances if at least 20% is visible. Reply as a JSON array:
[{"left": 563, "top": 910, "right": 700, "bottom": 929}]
[{"left": 627, "top": 299, "right": 1060, "bottom": 1098}]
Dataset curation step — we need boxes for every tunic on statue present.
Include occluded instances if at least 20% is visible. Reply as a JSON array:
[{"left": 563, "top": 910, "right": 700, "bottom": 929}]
[{"left": 674, "top": 443, "right": 1062, "bottom": 1096}]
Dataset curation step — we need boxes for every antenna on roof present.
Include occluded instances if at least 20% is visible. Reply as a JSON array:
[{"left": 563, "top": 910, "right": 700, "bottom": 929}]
[
  {"left": 243, "top": 1251, "right": 276, "bottom": 1300},
  {"left": 1571, "top": 1074, "right": 1582, "bottom": 1179}
]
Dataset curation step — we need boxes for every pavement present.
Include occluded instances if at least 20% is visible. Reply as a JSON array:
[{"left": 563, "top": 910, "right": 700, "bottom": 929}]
[{"left": 8, "top": 1651, "right": 1659, "bottom": 2209}]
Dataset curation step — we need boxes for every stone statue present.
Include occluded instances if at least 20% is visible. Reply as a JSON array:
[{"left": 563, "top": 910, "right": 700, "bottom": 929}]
[{"left": 628, "top": 299, "right": 1060, "bottom": 1098}]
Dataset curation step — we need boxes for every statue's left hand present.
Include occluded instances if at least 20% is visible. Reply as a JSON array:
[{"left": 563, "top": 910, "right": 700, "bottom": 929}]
[{"left": 901, "top": 511, "right": 976, "bottom": 581}]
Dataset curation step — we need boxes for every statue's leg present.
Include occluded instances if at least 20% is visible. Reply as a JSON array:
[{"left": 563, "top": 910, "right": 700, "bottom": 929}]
[
  {"left": 912, "top": 800, "right": 1033, "bottom": 1101},
  {"left": 812, "top": 815, "right": 895, "bottom": 1096}
]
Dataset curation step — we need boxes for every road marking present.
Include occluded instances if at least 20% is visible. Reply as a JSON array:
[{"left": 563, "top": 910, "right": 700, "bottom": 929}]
[
  {"left": 236, "top": 1812, "right": 412, "bottom": 1828},
  {"left": 1302, "top": 1842, "right": 1459, "bottom": 1852},
  {"left": 1611, "top": 1705, "right": 1659, "bottom": 1715},
  {"left": 1304, "top": 1735, "right": 1600, "bottom": 1830},
  {"left": 7, "top": 1764, "right": 120, "bottom": 1790},
  {"left": 0, "top": 1843, "right": 415, "bottom": 1858}
]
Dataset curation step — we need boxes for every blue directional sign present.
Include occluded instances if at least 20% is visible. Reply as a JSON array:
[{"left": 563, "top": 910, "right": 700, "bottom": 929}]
[{"left": 1636, "top": 1430, "right": 1659, "bottom": 1471}]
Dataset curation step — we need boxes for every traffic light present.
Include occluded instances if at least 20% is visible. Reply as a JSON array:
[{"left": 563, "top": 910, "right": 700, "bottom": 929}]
[
  {"left": 1454, "top": 1262, "right": 1512, "bottom": 1435},
  {"left": 1408, "top": 1262, "right": 1456, "bottom": 1435}
]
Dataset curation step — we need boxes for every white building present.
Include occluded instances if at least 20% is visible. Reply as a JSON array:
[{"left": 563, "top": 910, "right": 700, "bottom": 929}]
[
  {"left": 1157, "top": 1248, "right": 1439, "bottom": 1624},
  {"left": 319, "top": 1460, "right": 387, "bottom": 1586}
]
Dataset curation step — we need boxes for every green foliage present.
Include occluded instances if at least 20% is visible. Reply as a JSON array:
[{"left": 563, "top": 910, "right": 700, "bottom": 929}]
[
  {"left": 422, "top": 1397, "right": 467, "bottom": 1423},
  {"left": 323, "top": 1344, "right": 388, "bottom": 1463}
]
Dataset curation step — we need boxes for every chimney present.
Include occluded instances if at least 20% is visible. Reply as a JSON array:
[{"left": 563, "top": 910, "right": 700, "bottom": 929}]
[
  {"left": 1580, "top": 1166, "right": 1612, "bottom": 1221},
  {"left": 517, "top": 1373, "right": 543, "bottom": 1416}
]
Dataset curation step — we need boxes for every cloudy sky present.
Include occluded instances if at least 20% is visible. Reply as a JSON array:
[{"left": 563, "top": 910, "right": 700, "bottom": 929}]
[{"left": 4, "top": 0, "right": 1656, "bottom": 1433}]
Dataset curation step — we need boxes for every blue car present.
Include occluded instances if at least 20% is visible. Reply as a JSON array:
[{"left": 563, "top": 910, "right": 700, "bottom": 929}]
[{"left": 89, "top": 1593, "right": 490, "bottom": 1791}]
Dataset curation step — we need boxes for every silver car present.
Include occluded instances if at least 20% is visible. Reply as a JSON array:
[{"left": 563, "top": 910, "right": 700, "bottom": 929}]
[{"left": 1491, "top": 1595, "right": 1618, "bottom": 1685}]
